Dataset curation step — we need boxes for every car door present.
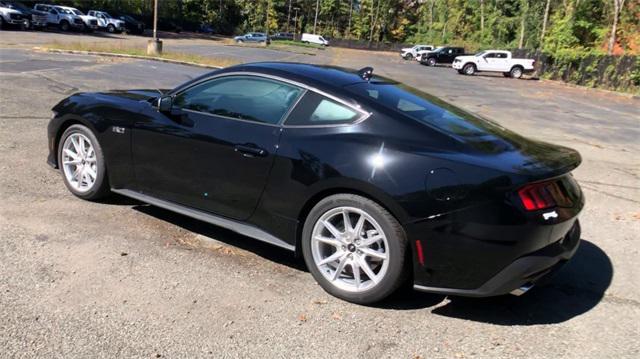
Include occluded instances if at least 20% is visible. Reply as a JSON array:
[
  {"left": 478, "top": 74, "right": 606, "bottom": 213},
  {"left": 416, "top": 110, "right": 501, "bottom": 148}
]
[
  {"left": 478, "top": 52, "right": 497, "bottom": 71},
  {"left": 131, "top": 75, "right": 304, "bottom": 220}
]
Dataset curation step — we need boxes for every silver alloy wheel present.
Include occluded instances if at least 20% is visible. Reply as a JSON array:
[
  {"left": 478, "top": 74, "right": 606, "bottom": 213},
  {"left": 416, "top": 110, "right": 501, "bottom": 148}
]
[
  {"left": 311, "top": 206, "right": 390, "bottom": 292},
  {"left": 465, "top": 64, "right": 475, "bottom": 75},
  {"left": 61, "top": 133, "right": 98, "bottom": 193}
]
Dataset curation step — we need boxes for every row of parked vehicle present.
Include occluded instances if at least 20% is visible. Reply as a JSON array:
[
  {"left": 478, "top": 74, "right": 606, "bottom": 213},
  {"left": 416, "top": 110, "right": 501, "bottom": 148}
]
[
  {"left": 233, "top": 32, "right": 330, "bottom": 46},
  {"left": 400, "top": 44, "right": 535, "bottom": 79},
  {"left": 0, "top": 1, "right": 145, "bottom": 34}
]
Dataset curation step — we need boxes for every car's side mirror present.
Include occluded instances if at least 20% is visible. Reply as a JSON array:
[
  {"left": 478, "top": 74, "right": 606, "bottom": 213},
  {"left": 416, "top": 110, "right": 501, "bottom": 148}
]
[{"left": 158, "top": 95, "right": 172, "bottom": 112}]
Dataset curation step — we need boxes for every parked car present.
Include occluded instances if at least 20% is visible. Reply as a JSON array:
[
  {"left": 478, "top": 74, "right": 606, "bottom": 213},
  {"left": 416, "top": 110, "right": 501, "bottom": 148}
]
[
  {"left": 87, "top": 10, "right": 125, "bottom": 33},
  {"left": 47, "top": 63, "right": 584, "bottom": 304},
  {"left": 34, "top": 4, "right": 85, "bottom": 31},
  {"left": 0, "top": 1, "right": 28, "bottom": 29},
  {"left": 414, "top": 46, "right": 438, "bottom": 62},
  {"left": 115, "top": 13, "right": 144, "bottom": 35},
  {"left": 301, "top": 33, "right": 329, "bottom": 46},
  {"left": 234, "top": 32, "right": 270, "bottom": 44},
  {"left": 59, "top": 6, "right": 98, "bottom": 31},
  {"left": 272, "top": 32, "right": 294, "bottom": 41},
  {"left": 0, "top": 1, "right": 47, "bottom": 29},
  {"left": 400, "top": 44, "right": 434, "bottom": 60},
  {"left": 453, "top": 50, "right": 536, "bottom": 79},
  {"left": 420, "top": 46, "right": 466, "bottom": 66}
]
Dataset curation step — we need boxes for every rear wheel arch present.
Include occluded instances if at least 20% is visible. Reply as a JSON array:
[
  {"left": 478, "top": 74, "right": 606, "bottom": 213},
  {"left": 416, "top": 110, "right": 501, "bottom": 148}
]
[{"left": 294, "top": 186, "right": 408, "bottom": 257}]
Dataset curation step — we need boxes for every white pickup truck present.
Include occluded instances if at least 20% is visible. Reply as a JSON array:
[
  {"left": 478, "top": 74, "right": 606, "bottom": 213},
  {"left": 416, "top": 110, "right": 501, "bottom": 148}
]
[
  {"left": 452, "top": 50, "right": 535, "bottom": 79},
  {"left": 88, "top": 10, "right": 125, "bottom": 33},
  {"left": 400, "top": 45, "right": 434, "bottom": 60}
]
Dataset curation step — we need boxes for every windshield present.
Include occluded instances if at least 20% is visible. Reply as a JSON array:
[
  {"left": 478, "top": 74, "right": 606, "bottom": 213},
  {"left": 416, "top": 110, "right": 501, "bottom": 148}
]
[
  {"left": 475, "top": 51, "right": 486, "bottom": 57},
  {"left": 56, "top": 8, "right": 72, "bottom": 14},
  {"left": 345, "top": 82, "right": 515, "bottom": 140},
  {"left": 72, "top": 9, "right": 83, "bottom": 15}
]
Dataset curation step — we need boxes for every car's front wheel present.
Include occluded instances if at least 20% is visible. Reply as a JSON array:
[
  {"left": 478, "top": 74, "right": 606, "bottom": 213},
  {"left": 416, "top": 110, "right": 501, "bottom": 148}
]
[
  {"left": 302, "top": 194, "right": 407, "bottom": 304},
  {"left": 107, "top": 24, "right": 116, "bottom": 33},
  {"left": 58, "top": 124, "right": 110, "bottom": 200},
  {"left": 427, "top": 57, "right": 437, "bottom": 66},
  {"left": 463, "top": 63, "right": 476, "bottom": 75}
]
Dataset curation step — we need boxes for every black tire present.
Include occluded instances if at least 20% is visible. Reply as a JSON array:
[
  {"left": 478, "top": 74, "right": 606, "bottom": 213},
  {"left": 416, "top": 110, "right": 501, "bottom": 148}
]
[
  {"left": 427, "top": 57, "right": 437, "bottom": 66},
  {"left": 57, "top": 124, "right": 110, "bottom": 201},
  {"left": 21, "top": 19, "right": 31, "bottom": 30},
  {"left": 510, "top": 66, "right": 524, "bottom": 79},
  {"left": 107, "top": 24, "right": 115, "bottom": 33},
  {"left": 59, "top": 20, "right": 69, "bottom": 32},
  {"left": 301, "top": 194, "right": 408, "bottom": 304},
  {"left": 463, "top": 63, "right": 476, "bottom": 75}
]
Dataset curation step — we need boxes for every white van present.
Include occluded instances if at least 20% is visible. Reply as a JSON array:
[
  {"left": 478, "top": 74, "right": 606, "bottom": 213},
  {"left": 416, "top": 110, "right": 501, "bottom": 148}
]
[{"left": 301, "top": 33, "right": 329, "bottom": 46}]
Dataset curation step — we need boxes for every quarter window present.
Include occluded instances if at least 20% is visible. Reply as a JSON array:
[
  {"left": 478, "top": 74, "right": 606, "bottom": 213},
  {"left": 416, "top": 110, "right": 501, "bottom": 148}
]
[
  {"left": 173, "top": 76, "right": 303, "bottom": 125},
  {"left": 285, "top": 91, "right": 361, "bottom": 126}
]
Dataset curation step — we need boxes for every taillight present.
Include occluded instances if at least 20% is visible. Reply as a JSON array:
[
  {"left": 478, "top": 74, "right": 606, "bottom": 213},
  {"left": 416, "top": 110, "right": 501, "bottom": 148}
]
[{"left": 517, "top": 180, "right": 572, "bottom": 211}]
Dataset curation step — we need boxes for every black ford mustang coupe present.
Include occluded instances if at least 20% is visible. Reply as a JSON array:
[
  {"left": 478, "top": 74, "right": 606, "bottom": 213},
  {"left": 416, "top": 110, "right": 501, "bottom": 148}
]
[{"left": 47, "top": 63, "right": 584, "bottom": 304}]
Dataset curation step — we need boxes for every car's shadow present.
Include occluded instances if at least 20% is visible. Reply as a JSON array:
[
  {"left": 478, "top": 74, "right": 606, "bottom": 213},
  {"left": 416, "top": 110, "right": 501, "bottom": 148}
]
[
  {"left": 380, "top": 239, "right": 612, "bottom": 325},
  {"left": 111, "top": 195, "right": 612, "bottom": 326}
]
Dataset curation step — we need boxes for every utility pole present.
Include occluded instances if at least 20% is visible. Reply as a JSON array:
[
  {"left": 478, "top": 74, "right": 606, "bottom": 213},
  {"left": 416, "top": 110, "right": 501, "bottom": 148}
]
[
  {"left": 313, "top": 0, "right": 319, "bottom": 34},
  {"left": 294, "top": 8, "right": 299, "bottom": 40},
  {"left": 147, "top": 0, "right": 162, "bottom": 55},
  {"left": 286, "top": 0, "right": 292, "bottom": 33}
]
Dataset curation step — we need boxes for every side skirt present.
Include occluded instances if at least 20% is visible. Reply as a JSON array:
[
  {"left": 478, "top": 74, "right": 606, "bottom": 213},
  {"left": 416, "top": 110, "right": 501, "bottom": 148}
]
[{"left": 111, "top": 188, "right": 296, "bottom": 252}]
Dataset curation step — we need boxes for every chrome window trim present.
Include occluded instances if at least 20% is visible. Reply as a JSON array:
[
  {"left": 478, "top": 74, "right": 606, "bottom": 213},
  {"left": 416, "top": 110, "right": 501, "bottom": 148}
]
[{"left": 171, "top": 71, "right": 372, "bottom": 129}]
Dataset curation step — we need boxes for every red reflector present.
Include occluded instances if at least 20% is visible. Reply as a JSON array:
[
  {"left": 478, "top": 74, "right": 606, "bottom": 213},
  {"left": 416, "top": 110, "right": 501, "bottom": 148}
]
[{"left": 415, "top": 240, "right": 425, "bottom": 266}]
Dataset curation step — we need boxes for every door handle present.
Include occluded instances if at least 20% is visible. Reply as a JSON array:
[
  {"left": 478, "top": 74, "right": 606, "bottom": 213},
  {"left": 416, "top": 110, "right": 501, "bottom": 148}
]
[{"left": 234, "top": 144, "right": 267, "bottom": 157}]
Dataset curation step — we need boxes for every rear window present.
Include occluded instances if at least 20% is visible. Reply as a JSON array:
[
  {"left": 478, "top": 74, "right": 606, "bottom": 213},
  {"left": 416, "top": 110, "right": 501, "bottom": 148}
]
[{"left": 345, "top": 82, "right": 512, "bottom": 138}]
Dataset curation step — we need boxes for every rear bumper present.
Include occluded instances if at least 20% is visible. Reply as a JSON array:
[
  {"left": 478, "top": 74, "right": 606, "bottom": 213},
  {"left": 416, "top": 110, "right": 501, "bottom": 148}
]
[{"left": 414, "top": 220, "right": 581, "bottom": 297}]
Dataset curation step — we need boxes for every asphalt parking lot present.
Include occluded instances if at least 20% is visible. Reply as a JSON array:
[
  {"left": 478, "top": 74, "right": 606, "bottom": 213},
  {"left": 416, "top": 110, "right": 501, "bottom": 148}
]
[{"left": 1, "top": 30, "right": 639, "bottom": 358}]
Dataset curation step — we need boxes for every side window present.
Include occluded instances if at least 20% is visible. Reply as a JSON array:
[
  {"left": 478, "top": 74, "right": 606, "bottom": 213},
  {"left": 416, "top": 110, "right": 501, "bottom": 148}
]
[
  {"left": 173, "top": 76, "right": 303, "bottom": 125},
  {"left": 484, "top": 53, "right": 496, "bottom": 58},
  {"left": 285, "top": 91, "right": 361, "bottom": 126}
]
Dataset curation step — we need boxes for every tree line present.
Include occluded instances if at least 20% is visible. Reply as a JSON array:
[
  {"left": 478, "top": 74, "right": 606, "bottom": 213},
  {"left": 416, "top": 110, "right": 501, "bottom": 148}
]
[{"left": 39, "top": 1, "right": 639, "bottom": 55}]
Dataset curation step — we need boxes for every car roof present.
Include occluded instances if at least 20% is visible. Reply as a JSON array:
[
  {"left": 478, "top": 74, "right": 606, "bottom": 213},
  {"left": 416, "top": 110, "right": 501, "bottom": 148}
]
[{"left": 234, "top": 62, "right": 394, "bottom": 88}]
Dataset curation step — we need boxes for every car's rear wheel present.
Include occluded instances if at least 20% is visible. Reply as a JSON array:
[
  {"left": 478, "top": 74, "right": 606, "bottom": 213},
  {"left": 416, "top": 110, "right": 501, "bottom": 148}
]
[
  {"left": 510, "top": 66, "right": 524, "bottom": 79},
  {"left": 302, "top": 194, "right": 407, "bottom": 304},
  {"left": 463, "top": 63, "right": 476, "bottom": 75},
  {"left": 58, "top": 124, "right": 110, "bottom": 200}
]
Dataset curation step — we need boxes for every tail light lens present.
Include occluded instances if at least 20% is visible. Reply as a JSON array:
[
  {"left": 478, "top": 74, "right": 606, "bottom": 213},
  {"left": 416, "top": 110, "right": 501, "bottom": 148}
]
[{"left": 517, "top": 180, "right": 572, "bottom": 211}]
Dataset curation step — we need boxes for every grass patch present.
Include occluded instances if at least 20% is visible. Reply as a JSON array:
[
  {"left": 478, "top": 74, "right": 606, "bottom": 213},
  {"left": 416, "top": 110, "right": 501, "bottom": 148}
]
[
  {"left": 272, "top": 40, "right": 325, "bottom": 49},
  {"left": 44, "top": 41, "right": 239, "bottom": 68}
]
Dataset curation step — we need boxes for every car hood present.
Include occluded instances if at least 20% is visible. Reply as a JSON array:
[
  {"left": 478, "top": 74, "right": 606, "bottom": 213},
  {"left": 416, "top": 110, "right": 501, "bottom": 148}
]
[
  {"left": 78, "top": 15, "right": 98, "bottom": 21},
  {"left": 401, "top": 48, "right": 412, "bottom": 52},
  {"left": 0, "top": 7, "right": 21, "bottom": 15},
  {"left": 103, "top": 89, "right": 168, "bottom": 101}
]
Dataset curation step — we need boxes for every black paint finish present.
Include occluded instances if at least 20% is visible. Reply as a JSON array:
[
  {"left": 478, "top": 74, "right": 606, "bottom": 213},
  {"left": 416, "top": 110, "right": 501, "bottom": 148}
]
[{"left": 47, "top": 63, "right": 584, "bottom": 295}]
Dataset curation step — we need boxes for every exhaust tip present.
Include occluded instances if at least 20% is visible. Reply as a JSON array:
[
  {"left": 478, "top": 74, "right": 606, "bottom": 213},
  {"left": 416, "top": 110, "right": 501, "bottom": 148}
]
[{"left": 510, "top": 283, "right": 534, "bottom": 296}]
